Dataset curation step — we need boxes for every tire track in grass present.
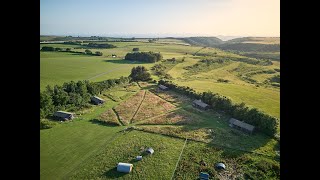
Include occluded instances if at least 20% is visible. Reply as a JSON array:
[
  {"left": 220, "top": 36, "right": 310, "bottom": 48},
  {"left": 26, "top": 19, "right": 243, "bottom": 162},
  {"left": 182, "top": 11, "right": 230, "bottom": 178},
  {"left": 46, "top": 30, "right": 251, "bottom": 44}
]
[
  {"left": 171, "top": 138, "right": 188, "bottom": 180},
  {"left": 130, "top": 90, "right": 147, "bottom": 124},
  {"left": 63, "top": 127, "right": 127, "bottom": 179}
]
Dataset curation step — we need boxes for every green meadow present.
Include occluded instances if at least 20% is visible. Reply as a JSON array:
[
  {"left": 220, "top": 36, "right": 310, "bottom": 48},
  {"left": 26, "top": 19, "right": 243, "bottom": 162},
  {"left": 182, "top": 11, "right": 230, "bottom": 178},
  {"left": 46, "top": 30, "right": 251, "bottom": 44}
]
[
  {"left": 40, "top": 84, "right": 279, "bottom": 179},
  {"left": 40, "top": 41, "right": 279, "bottom": 120}
]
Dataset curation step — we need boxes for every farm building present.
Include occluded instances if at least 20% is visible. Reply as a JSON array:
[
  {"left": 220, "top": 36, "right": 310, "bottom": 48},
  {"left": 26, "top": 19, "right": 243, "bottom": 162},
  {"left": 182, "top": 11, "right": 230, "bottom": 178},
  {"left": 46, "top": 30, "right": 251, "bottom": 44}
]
[
  {"left": 146, "top": 147, "right": 154, "bottom": 154},
  {"left": 192, "top": 99, "right": 209, "bottom": 110},
  {"left": 158, "top": 84, "right": 168, "bottom": 91},
  {"left": 90, "top": 96, "right": 105, "bottom": 105},
  {"left": 53, "top": 111, "right": 74, "bottom": 121},
  {"left": 117, "top": 163, "right": 133, "bottom": 173},
  {"left": 229, "top": 118, "right": 255, "bottom": 134}
]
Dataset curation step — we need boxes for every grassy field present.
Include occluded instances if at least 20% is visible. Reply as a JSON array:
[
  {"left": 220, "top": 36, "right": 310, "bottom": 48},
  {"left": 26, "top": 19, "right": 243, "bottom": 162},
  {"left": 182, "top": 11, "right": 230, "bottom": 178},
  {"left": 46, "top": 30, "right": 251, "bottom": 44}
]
[
  {"left": 40, "top": 82, "right": 279, "bottom": 179},
  {"left": 40, "top": 40, "right": 279, "bottom": 120},
  {"left": 40, "top": 101, "right": 123, "bottom": 179},
  {"left": 69, "top": 130, "right": 185, "bottom": 179},
  {"left": 40, "top": 51, "right": 155, "bottom": 90}
]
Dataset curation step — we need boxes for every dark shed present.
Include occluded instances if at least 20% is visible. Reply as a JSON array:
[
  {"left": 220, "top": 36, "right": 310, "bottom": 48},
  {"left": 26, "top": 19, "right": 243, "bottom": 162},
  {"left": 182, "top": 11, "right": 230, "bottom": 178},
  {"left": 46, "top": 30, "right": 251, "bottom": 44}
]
[
  {"left": 229, "top": 118, "right": 255, "bottom": 134},
  {"left": 91, "top": 96, "right": 105, "bottom": 105},
  {"left": 158, "top": 84, "right": 168, "bottom": 91},
  {"left": 192, "top": 99, "right": 209, "bottom": 110},
  {"left": 53, "top": 111, "right": 74, "bottom": 121}
]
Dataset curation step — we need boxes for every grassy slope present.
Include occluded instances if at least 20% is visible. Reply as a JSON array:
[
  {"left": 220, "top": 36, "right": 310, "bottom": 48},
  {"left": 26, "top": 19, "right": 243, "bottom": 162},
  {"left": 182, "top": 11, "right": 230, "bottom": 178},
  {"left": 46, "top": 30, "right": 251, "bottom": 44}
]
[
  {"left": 177, "top": 81, "right": 279, "bottom": 119},
  {"left": 167, "top": 55, "right": 280, "bottom": 119}
]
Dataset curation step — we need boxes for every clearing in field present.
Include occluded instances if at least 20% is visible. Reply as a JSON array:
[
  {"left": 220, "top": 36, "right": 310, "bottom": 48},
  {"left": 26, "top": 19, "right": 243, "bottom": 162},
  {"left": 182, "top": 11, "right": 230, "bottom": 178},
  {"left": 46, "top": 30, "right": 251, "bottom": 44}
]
[
  {"left": 114, "top": 90, "right": 146, "bottom": 125},
  {"left": 132, "top": 91, "right": 176, "bottom": 123}
]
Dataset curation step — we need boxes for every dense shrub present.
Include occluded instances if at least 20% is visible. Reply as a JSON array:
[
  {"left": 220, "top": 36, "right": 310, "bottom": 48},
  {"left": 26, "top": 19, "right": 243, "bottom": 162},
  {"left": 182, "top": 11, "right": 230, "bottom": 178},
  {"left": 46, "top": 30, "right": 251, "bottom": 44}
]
[
  {"left": 86, "top": 43, "right": 116, "bottom": 49},
  {"left": 129, "top": 66, "right": 152, "bottom": 81},
  {"left": 41, "top": 46, "right": 55, "bottom": 51},
  {"left": 132, "top": 47, "right": 139, "bottom": 51},
  {"left": 125, "top": 52, "right": 162, "bottom": 63},
  {"left": 95, "top": 51, "right": 103, "bottom": 56},
  {"left": 64, "top": 41, "right": 82, "bottom": 45},
  {"left": 217, "top": 79, "right": 229, "bottom": 83},
  {"left": 85, "top": 49, "right": 92, "bottom": 54}
]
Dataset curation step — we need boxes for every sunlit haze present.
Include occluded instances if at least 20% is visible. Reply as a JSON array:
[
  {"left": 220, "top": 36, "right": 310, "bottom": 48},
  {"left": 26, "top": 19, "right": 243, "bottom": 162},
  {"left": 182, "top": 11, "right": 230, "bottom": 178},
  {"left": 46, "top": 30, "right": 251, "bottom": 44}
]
[{"left": 40, "top": 0, "right": 280, "bottom": 37}]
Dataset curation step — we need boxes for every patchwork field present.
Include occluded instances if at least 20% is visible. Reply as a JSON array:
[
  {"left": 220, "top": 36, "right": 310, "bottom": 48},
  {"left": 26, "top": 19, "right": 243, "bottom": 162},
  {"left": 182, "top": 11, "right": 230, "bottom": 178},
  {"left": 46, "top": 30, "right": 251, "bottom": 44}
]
[
  {"left": 40, "top": 40, "right": 279, "bottom": 120},
  {"left": 114, "top": 90, "right": 146, "bottom": 125},
  {"left": 40, "top": 82, "right": 279, "bottom": 179},
  {"left": 41, "top": 37, "right": 279, "bottom": 179},
  {"left": 132, "top": 91, "right": 176, "bottom": 123}
]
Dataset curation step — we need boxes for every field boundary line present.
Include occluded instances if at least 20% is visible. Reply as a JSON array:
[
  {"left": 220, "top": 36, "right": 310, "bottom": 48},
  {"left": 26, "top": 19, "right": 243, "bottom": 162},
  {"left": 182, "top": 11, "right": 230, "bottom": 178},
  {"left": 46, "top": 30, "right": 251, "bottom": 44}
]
[
  {"left": 112, "top": 108, "right": 125, "bottom": 126},
  {"left": 171, "top": 138, "right": 188, "bottom": 180},
  {"left": 130, "top": 90, "right": 146, "bottom": 124}
]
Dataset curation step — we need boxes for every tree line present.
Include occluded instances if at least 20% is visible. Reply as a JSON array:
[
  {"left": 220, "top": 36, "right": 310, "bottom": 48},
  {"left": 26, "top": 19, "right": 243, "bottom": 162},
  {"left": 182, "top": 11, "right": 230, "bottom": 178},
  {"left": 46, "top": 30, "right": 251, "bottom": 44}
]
[
  {"left": 41, "top": 46, "right": 103, "bottom": 56},
  {"left": 40, "top": 77, "right": 131, "bottom": 120},
  {"left": 125, "top": 52, "right": 162, "bottom": 63},
  {"left": 158, "top": 80, "right": 278, "bottom": 136},
  {"left": 85, "top": 43, "right": 116, "bottom": 49}
]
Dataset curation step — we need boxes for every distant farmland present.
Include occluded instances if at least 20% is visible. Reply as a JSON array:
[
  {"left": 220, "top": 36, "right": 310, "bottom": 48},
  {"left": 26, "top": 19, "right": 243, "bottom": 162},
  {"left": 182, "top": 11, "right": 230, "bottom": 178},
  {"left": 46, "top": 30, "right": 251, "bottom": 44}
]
[{"left": 40, "top": 38, "right": 279, "bottom": 119}]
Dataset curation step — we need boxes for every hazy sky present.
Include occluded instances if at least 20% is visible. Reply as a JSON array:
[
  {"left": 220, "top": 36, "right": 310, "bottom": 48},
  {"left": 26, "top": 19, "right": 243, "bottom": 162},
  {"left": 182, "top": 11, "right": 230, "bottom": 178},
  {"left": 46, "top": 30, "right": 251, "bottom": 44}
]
[{"left": 40, "top": 0, "right": 280, "bottom": 37}]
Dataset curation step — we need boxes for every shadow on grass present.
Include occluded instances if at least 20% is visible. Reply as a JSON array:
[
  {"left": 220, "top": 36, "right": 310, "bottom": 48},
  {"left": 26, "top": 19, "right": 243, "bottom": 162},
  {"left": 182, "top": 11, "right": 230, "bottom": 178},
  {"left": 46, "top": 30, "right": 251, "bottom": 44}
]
[
  {"left": 135, "top": 105, "right": 273, "bottom": 159},
  {"left": 103, "top": 59, "right": 152, "bottom": 64},
  {"left": 89, "top": 119, "right": 121, "bottom": 127},
  {"left": 104, "top": 167, "right": 127, "bottom": 179}
]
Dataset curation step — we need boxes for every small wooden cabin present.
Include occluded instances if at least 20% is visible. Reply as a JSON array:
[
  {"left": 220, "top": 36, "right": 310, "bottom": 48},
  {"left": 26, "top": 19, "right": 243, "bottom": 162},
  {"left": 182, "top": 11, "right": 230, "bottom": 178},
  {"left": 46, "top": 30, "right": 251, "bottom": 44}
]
[
  {"left": 229, "top": 118, "right": 255, "bottom": 134},
  {"left": 91, "top": 96, "right": 105, "bottom": 105},
  {"left": 192, "top": 99, "right": 209, "bottom": 110},
  {"left": 53, "top": 111, "right": 74, "bottom": 121}
]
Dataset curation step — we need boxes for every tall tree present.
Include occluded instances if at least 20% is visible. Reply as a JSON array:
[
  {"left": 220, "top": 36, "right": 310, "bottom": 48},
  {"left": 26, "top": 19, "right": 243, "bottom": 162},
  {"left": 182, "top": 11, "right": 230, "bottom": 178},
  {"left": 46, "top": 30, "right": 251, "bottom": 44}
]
[{"left": 129, "top": 66, "right": 152, "bottom": 81}]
